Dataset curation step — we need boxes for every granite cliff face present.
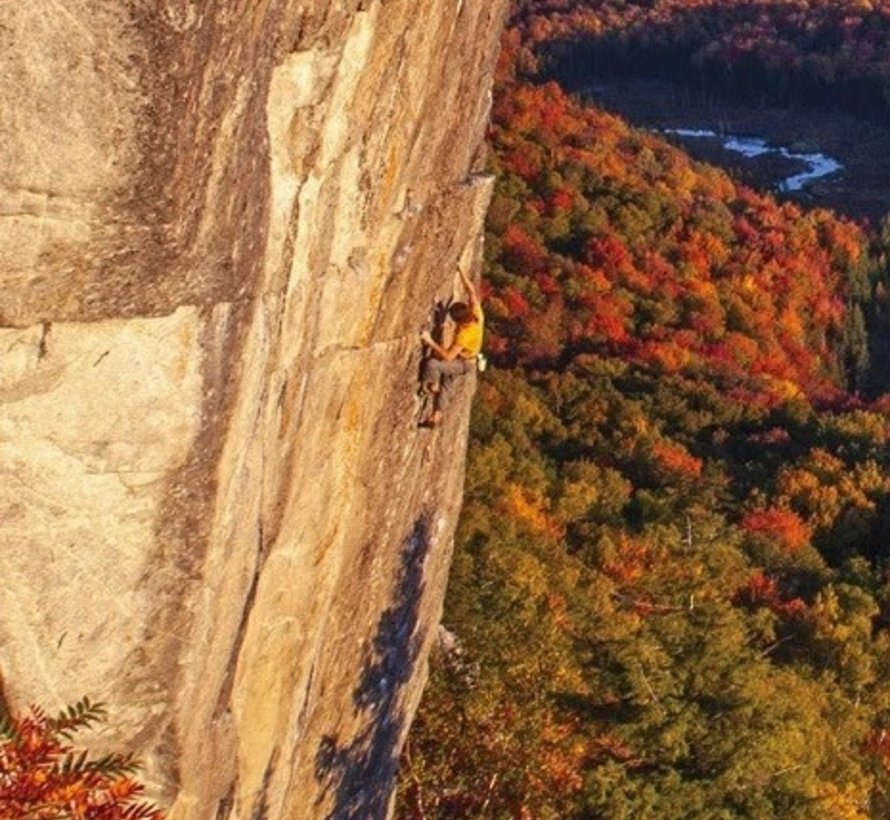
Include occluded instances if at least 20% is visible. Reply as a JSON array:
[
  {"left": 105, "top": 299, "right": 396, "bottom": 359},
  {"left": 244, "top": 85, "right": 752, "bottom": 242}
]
[{"left": 0, "top": 1, "right": 508, "bottom": 816}]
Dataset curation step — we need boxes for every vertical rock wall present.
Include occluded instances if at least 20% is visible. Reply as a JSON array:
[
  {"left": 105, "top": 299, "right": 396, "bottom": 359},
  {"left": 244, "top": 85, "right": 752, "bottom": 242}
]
[{"left": 0, "top": 1, "right": 509, "bottom": 817}]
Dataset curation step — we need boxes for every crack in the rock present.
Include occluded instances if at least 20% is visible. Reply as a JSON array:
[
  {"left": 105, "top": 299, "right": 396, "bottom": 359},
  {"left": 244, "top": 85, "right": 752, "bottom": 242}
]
[{"left": 37, "top": 321, "right": 51, "bottom": 360}]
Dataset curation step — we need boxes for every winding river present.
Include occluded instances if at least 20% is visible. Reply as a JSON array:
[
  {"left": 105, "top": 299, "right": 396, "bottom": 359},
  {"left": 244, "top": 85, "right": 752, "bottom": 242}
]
[{"left": 662, "top": 128, "right": 844, "bottom": 193}]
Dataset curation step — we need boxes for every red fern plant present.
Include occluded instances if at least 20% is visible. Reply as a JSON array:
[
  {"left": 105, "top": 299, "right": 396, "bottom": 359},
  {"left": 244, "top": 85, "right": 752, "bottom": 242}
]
[{"left": 0, "top": 697, "right": 163, "bottom": 819}]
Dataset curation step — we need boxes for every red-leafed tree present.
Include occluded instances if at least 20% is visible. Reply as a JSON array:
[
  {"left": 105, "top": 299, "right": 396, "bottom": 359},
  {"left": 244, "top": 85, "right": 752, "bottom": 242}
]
[
  {"left": 741, "top": 506, "right": 812, "bottom": 551},
  {"left": 0, "top": 699, "right": 163, "bottom": 820}
]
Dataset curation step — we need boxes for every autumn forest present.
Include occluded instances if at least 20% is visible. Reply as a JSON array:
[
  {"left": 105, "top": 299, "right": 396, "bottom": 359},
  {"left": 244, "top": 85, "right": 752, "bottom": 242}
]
[{"left": 400, "top": 1, "right": 890, "bottom": 818}]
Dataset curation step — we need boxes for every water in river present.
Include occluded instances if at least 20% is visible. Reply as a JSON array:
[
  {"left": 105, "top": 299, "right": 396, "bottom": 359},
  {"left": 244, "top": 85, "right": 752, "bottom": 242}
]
[{"left": 662, "top": 128, "right": 843, "bottom": 192}]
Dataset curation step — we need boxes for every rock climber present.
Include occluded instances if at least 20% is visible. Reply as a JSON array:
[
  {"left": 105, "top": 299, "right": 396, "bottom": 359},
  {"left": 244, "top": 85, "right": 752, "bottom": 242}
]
[{"left": 419, "top": 267, "right": 484, "bottom": 428}]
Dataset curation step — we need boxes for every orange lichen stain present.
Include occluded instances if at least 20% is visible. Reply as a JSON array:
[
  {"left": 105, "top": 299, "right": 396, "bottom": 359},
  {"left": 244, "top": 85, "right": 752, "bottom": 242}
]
[
  {"left": 343, "top": 380, "right": 365, "bottom": 435},
  {"left": 358, "top": 270, "right": 386, "bottom": 345},
  {"left": 313, "top": 525, "right": 341, "bottom": 567}
]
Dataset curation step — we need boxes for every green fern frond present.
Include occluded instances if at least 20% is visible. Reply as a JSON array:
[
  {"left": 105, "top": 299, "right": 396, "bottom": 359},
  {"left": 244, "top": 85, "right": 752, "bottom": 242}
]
[
  {"left": 51, "top": 696, "right": 107, "bottom": 738},
  {"left": 0, "top": 712, "right": 20, "bottom": 743},
  {"left": 121, "top": 802, "right": 165, "bottom": 820},
  {"left": 53, "top": 750, "right": 141, "bottom": 778},
  {"left": 57, "top": 749, "right": 88, "bottom": 775},
  {"left": 87, "top": 752, "right": 141, "bottom": 776}
]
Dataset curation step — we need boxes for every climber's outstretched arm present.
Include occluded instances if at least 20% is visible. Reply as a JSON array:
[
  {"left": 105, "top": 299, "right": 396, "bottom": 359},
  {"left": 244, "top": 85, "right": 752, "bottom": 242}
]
[{"left": 458, "top": 267, "right": 478, "bottom": 309}]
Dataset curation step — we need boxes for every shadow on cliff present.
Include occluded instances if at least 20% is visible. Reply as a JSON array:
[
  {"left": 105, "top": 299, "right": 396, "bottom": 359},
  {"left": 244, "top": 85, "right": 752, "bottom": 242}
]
[{"left": 314, "top": 519, "right": 431, "bottom": 819}]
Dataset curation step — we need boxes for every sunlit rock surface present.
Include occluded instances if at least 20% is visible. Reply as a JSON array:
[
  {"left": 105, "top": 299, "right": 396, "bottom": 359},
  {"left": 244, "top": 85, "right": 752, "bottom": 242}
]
[{"left": 0, "top": 1, "right": 508, "bottom": 816}]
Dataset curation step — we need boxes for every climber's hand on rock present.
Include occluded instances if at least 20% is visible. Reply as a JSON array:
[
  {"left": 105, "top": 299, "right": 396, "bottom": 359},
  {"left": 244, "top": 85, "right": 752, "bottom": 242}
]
[{"left": 420, "top": 330, "right": 433, "bottom": 345}]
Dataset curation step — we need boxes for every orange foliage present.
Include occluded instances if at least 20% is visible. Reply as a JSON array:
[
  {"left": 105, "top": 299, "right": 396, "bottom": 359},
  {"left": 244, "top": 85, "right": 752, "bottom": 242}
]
[
  {"left": 512, "top": 0, "right": 890, "bottom": 126},
  {"left": 735, "top": 571, "right": 807, "bottom": 618},
  {"left": 864, "top": 729, "right": 890, "bottom": 771},
  {"left": 503, "top": 483, "right": 565, "bottom": 539},
  {"left": 0, "top": 701, "right": 163, "bottom": 820},
  {"left": 603, "top": 535, "right": 653, "bottom": 585},
  {"left": 547, "top": 592, "right": 575, "bottom": 633},
  {"left": 502, "top": 225, "right": 548, "bottom": 274},
  {"left": 485, "top": 68, "right": 864, "bottom": 402},
  {"left": 741, "top": 506, "right": 811, "bottom": 551},
  {"left": 637, "top": 341, "right": 692, "bottom": 373},
  {"left": 651, "top": 440, "right": 703, "bottom": 477},
  {"left": 533, "top": 718, "right": 587, "bottom": 796},
  {"left": 501, "top": 287, "right": 532, "bottom": 318}
]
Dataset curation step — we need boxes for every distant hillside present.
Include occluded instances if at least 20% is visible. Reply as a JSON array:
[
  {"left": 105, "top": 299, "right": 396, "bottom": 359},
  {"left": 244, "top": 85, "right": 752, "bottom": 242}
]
[
  {"left": 514, "top": 0, "right": 890, "bottom": 121},
  {"left": 484, "top": 76, "right": 870, "bottom": 404}
]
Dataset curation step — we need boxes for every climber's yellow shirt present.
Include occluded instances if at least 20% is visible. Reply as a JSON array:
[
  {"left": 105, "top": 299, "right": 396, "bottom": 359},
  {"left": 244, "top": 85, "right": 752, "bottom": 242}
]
[{"left": 455, "top": 303, "right": 484, "bottom": 358}]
